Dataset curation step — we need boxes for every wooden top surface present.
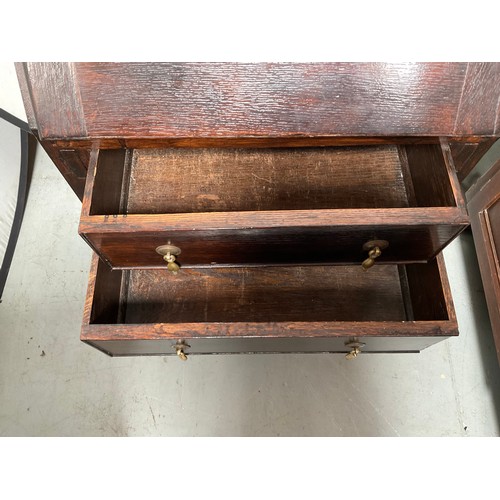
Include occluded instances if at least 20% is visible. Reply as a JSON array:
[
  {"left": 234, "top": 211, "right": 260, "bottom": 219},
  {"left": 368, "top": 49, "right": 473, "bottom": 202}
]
[{"left": 17, "top": 62, "right": 500, "bottom": 141}]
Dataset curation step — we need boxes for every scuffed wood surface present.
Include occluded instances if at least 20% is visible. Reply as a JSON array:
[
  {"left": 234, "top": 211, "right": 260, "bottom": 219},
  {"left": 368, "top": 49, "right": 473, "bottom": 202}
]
[
  {"left": 80, "top": 253, "right": 458, "bottom": 356},
  {"left": 454, "top": 63, "right": 500, "bottom": 136},
  {"left": 127, "top": 146, "right": 408, "bottom": 213},
  {"left": 75, "top": 63, "right": 468, "bottom": 137},
  {"left": 125, "top": 265, "right": 406, "bottom": 323},
  {"left": 18, "top": 62, "right": 500, "bottom": 140},
  {"left": 449, "top": 139, "right": 497, "bottom": 181}
]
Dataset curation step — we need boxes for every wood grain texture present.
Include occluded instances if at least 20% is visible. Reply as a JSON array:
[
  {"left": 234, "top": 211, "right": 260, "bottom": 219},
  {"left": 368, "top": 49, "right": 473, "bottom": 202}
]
[
  {"left": 436, "top": 252, "right": 456, "bottom": 322},
  {"left": 21, "top": 62, "right": 87, "bottom": 138},
  {"left": 81, "top": 253, "right": 458, "bottom": 356},
  {"left": 21, "top": 62, "right": 500, "bottom": 140},
  {"left": 45, "top": 136, "right": 464, "bottom": 150},
  {"left": 58, "top": 148, "right": 91, "bottom": 180},
  {"left": 82, "top": 251, "right": 99, "bottom": 328},
  {"left": 81, "top": 148, "right": 99, "bottom": 216},
  {"left": 405, "top": 255, "right": 450, "bottom": 321},
  {"left": 449, "top": 139, "right": 497, "bottom": 181},
  {"left": 40, "top": 141, "right": 88, "bottom": 200},
  {"left": 455, "top": 63, "right": 500, "bottom": 136},
  {"left": 89, "top": 149, "right": 128, "bottom": 215},
  {"left": 74, "top": 63, "right": 470, "bottom": 138},
  {"left": 439, "top": 139, "right": 467, "bottom": 210},
  {"left": 89, "top": 256, "right": 123, "bottom": 324},
  {"left": 79, "top": 207, "right": 469, "bottom": 232},
  {"left": 126, "top": 146, "right": 408, "bottom": 214},
  {"left": 84, "top": 335, "right": 453, "bottom": 357},
  {"left": 84, "top": 258, "right": 455, "bottom": 329},
  {"left": 122, "top": 265, "right": 406, "bottom": 324},
  {"left": 82, "top": 321, "right": 456, "bottom": 341},
  {"left": 397, "top": 146, "right": 417, "bottom": 206},
  {"left": 79, "top": 142, "right": 468, "bottom": 268},
  {"left": 15, "top": 62, "right": 37, "bottom": 130},
  {"left": 36, "top": 134, "right": 493, "bottom": 196},
  {"left": 80, "top": 224, "right": 467, "bottom": 268}
]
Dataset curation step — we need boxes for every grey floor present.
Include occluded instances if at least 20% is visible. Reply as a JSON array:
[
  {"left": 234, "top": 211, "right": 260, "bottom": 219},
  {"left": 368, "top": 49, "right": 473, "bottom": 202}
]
[{"left": 1, "top": 68, "right": 500, "bottom": 436}]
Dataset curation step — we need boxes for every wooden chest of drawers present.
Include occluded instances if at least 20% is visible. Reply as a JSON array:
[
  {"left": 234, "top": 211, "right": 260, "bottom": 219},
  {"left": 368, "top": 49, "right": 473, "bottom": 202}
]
[{"left": 16, "top": 62, "right": 500, "bottom": 359}]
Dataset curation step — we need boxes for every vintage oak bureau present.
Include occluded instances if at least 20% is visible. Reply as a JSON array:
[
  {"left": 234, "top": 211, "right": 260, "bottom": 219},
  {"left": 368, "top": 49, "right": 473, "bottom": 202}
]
[{"left": 16, "top": 62, "right": 500, "bottom": 359}]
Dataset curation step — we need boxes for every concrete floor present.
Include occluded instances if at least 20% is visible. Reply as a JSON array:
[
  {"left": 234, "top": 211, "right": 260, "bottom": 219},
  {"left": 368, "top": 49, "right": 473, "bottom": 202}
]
[{"left": 1, "top": 67, "right": 500, "bottom": 436}]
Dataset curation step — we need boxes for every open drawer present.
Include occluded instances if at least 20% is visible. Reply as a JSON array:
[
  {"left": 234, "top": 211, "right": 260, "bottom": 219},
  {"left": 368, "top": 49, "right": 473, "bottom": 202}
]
[
  {"left": 81, "top": 252, "right": 457, "bottom": 357},
  {"left": 79, "top": 140, "right": 469, "bottom": 269}
]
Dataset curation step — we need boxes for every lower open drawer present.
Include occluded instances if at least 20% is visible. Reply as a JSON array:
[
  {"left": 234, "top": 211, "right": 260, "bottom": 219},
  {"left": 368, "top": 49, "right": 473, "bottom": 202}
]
[{"left": 81, "top": 253, "right": 457, "bottom": 357}]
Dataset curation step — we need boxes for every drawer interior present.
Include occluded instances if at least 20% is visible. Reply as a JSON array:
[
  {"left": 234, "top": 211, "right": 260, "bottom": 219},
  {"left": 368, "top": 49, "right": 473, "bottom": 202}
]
[
  {"left": 87, "top": 144, "right": 458, "bottom": 216},
  {"left": 89, "top": 258, "right": 450, "bottom": 325}
]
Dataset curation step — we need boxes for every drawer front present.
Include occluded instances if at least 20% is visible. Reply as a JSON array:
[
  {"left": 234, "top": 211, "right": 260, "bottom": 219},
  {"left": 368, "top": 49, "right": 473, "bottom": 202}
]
[
  {"left": 80, "top": 223, "right": 466, "bottom": 269},
  {"left": 84, "top": 335, "right": 451, "bottom": 357},
  {"left": 79, "top": 142, "right": 468, "bottom": 269},
  {"left": 81, "top": 253, "right": 457, "bottom": 357}
]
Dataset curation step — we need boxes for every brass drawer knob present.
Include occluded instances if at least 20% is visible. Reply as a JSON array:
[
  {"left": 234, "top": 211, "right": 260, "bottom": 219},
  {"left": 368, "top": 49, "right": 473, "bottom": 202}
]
[
  {"left": 345, "top": 340, "right": 366, "bottom": 360},
  {"left": 156, "top": 242, "right": 182, "bottom": 274},
  {"left": 362, "top": 240, "right": 389, "bottom": 270},
  {"left": 176, "top": 348, "right": 188, "bottom": 361},
  {"left": 173, "top": 341, "right": 190, "bottom": 361}
]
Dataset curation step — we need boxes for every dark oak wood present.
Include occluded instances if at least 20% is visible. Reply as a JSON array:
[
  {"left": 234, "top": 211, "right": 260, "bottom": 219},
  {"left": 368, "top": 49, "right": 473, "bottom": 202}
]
[
  {"left": 125, "top": 146, "right": 409, "bottom": 214},
  {"left": 81, "top": 149, "right": 99, "bottom": 217},
  {"left": 16, "top": 63, "right": 500, "bottom": 200},
  {"left": 89, "top": 255, "right": 123, "bottom": 325},
  {"left": 440, "top": 139, "right": 468, "bottom": 211},
  {"left": 15, "top": 63, "right": 37, "bottom": 131},
  {"left": 405, "top": 260, "right": 453, "bottom": 321},
  {"left": 454, "top": 63, "right": 500, "bottom": 136},
  {"left": 26, "top": 135, "right": 498, "bottom": 203},
  {"left": 449, "top": 139, "right": 497, "bottom": 181},
  {"left": 79, "top": 142, "right": 469, "bottom": 268},
  {"left": 41, "top": 142, "right": 88, "bottom": 199},
  {"left": 17, "top": 62, "right": 500, "bottom": 140},
  {"left": 81, "top": 253, "right": 457, "bottom": 356},
  {"left": 467, "top": 158, "right": 500, "bottom": 364},
  {"left": 19, "top": 62, "right": 87, "bottom": 138},
  {"left": 88, "top": 149, "right": 128, "bottom": 215},
  {"left": 78, "top": 223, "right": 467, "bottom": 269},
  {"left": 123, "top": 265, "right": 406, "bottom": 324},
  {"left": 45, "top": 135, "right": 493, "bottom": 150},
  {"left": 86, "top": 142, "right": 464, "bottom": 213},
  {"left": 84, "top": 335, "right": 453, "bottom": 357},
  {"left": 404, "top": 143, "right": 457, "bottom": 208}
]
